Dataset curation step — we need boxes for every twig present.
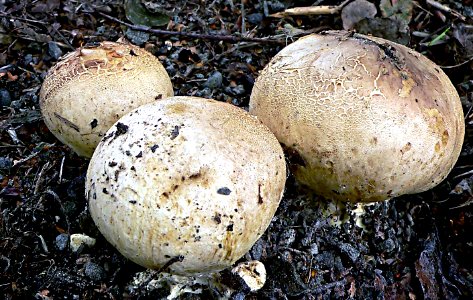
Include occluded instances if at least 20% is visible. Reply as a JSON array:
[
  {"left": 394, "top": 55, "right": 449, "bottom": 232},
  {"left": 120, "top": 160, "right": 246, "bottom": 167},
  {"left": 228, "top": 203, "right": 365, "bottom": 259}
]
[
  {"left": 241, "top": 0, "right": 246, "bottom": 35},
  {"left": 270, "top": 0, "right": 351, "bottom": 18},
  {"left": 306, "top": 256, "right": 314, "bottom": 284},
  {"left": 13, "top": 150, "right": 41, "bottom": 167},
  {"left": 279, "top": 246, "right": 309, "bottom": 256},
  {"left": 426, "top": 0, "right": 466, "bottom": 21},
  {"left": 440, "top": 56, "right": 473, "bottom": 69},
  {"left": 0, "top": 12, "right": 49, "bottom": 25},
  {"left": 34, "top": 161, "right": 52, "bottom": 195},
  {"left": 58, "top": 156, "right": 65, "bottom": 184},
  {"left": 98, "top": 12, "right": 285, "bottom": 44},
  {"left": 453, "top": 169, "right": 473, "bottom": 179}
]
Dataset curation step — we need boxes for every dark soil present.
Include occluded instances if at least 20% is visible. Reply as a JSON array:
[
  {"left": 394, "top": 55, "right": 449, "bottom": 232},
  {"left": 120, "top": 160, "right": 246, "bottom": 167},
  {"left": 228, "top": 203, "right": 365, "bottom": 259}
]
[{"left": 1, "top": 0, "right": 473, "bottom": 299}]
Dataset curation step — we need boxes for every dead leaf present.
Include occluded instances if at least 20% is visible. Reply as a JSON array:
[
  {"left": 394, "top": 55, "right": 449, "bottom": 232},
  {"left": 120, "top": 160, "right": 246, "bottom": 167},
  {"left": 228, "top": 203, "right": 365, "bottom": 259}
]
[
  {"left": 125, "top": 0, "right": 169, "bottom": 27},
  {"left": 380, "top": 0, "right": 413, "bottom": 23},
  {"left": 341, "top": 0, "right": 377, "bottom": 30},
  {"left": 354, "top": 16, "right": 410, "bottom": 45}
]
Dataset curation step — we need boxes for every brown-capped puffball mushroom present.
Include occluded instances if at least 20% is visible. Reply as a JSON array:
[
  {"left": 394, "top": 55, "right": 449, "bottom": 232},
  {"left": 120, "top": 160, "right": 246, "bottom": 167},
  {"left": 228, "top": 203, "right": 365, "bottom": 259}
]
[
  {"left": 250, "top": 30, "right": 465, "bottom": 203},
  {"left": 85, "top": 96, "right": 286, "bottom": 275},
  {"left": 39, "top": 41, "right": 174, "bottom": 157}
]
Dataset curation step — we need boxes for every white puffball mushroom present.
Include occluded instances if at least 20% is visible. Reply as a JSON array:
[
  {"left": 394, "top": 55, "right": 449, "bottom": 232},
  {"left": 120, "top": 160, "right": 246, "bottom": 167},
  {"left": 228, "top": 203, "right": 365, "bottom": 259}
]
[
  {"left": 250, "top": 30, "right": 465, "bottom": 202},
  {"left": 86, "top": 96, "right": 286, "bottom": 275},
  {"left": 39, "top": 41, "right": 174, "bottom": 157},
  {"left": 231, "top": 260, "right": 267, "bottom": 292}
]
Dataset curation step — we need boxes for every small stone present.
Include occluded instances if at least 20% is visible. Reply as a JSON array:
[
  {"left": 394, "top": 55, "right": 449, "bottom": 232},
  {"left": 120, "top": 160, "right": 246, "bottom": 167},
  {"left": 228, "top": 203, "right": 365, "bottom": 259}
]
[
  {"left": 231, "top": 85, "right": 246, "bottom": 96},
  {"left": 205, "top": 71, "right": 223, "bottom": 89},
  {"left": 279, "top": 228, "right": 296, "bottom": 247},
  {"left": 10, "top": 100, "right": 21, "bottom": 109},
  {"left": 0, "top": 89, "right": 12, "bottom": 107},
  {"left": 269, "top": 1, "right": 285, "bottom": 12},
  {"left": 22, "top": 54, "right": 33, "bottom": 66},
  {"left": 96, "top": 26, "right": 106, "bottom": 35},
  {"left": 47, "top": 41, "right": 63, "bottom": 60},
  {"left": 381, "top": 238, "right": 396, "bottom": 253},
  {"left": 231, "top": 260, "right": 266, "bottom": 292},
  {"left": 0, "top": 157, "right": 12, "bottom": 169},
  {"left": 250, "top": 239, "right": 264, "bottom": 261},
  {"left": 316, "top": 251, "right": 335, "bottom": 269},
  {"left": 165, "top": 65, "right": 176, "bottom": 77},
  {"left": 247, "top": 13, "right": 263, "bottom": 25},
  {"left": 70, "top": 233, "right": 96, "bottom": 252},
  {"left": 309, "top": 243, "right": 319, "bottom": 256},
  {"left": 125, "top": 28, "right": 150, "bottom": 46},
  {"left": 55, "top": 233, "right": 69, "bottom": 251},
  {"left": 84, "top": 262, "right": 106, "bottom": 281},
  {"left": 194, "top": 87, "right": 212, "bottom": 98},
  {"left": 339, "top": 243, "right": 360, "bottom": 263}
]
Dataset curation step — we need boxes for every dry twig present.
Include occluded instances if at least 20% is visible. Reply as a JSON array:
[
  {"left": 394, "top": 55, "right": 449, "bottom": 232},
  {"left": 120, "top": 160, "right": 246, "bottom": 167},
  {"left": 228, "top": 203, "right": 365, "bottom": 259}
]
[
  {"left": 270, "top": 0, "right": 351, "bottom": 18},
  {"left": 98, "top": 12, "right": 285, "bottom": 44},
  {"left": 426, "top": 0, "right": 466, "bottom": 21}
]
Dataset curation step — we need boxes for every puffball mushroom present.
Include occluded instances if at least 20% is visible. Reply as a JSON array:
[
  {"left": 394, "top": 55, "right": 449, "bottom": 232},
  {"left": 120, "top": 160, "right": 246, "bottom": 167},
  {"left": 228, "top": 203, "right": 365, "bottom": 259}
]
[
  {"left": 39, "top": 41, "right": 173, "bottom": 157},
  {"left": 250, "top": 31, "right": 465, "bottom": 202},
  {"left": 86, "top": 96, "right": 286, "bottom": 275}
]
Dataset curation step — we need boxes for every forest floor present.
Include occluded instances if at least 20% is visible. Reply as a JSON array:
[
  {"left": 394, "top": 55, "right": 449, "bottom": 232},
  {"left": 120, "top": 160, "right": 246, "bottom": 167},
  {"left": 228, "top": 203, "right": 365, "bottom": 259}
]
[{"left": 1, "top": 0, "right": 473, "bottom": 299}]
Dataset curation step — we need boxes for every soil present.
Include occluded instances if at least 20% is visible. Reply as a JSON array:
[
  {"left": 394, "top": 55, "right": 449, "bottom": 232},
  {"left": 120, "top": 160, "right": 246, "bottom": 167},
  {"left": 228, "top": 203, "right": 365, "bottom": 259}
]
[{"left": 1, "top": 0, "right": 473, "bottom": 299}]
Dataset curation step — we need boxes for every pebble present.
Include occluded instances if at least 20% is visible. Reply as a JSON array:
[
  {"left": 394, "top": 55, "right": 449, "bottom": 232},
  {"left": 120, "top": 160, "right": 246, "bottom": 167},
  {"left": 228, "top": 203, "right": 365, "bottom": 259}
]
[
  {"left": 269, "top": 1, "right": 285, "bottom": 12},
  {"left": 232, "top": 84, "right": 245, "bottom": 96},
  {"left": 165, "top": 65, "right": 177, "bottom": 77},
  {"left": 84, "top": 262, "right": 106, "bottom": 281},
  {"left": 55, "top": 233, "right": 69, "bottom": 251},
  {"left": 205, "top": 71, "right": 223, "bottom": 89},
  {"left": 339, "top": 243, "right": 360, "bottom": 263},
  {"left": 194, "top": 87, "right": 212, "bottom": 98},
  {"left": 47, "top": 41, "right": 63, "bottom": 60},
  {"left": 0, "top": 157, "right": 13, "bottom": 169},
  {"left": 380, "top": 238, "right": 396, "bottom": 253},
  {"left": 246, "top": 13, "right": 263, "bottom": 25},
  {"left": 70, "top": 233, "right": 96, "bottom": 252},
  {"left": 250, "top": 239, "right": 264, "bottom": 261},
  {"left": 22, "top": 54, "right": 33, "bottom": 66},
  {"left": 0, "top": 89, "right": 11, "bottom": 107},
  {"left": 10, "top": 100, "right": 22, "bottom": 109},
  {"left": 125, "top": 28, "right": 150, "bottom": 46},
  {"left": 279, "top": 228, "right": 296, "bottom": 247},
  {"left": 309, "top": 243, "right": 319, "bottom": 256}
]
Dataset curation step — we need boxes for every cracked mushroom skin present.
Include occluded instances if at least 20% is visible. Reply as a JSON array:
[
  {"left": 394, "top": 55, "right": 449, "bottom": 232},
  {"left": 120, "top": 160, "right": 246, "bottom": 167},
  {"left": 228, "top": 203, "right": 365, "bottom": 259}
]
[
  {"left": 39, "top": 41, "right": 173, "bottom": 157},
  {"left": 250, "top": 31, "right": 464, "bottom": 202},
  {"left": 86, "top": 96, "right": 286, "bottom": 275}
]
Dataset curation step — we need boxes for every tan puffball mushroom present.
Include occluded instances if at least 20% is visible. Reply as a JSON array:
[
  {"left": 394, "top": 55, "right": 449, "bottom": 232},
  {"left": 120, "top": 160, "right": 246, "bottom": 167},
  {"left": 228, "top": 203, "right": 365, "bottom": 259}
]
[
  {"left": 86, "top": 96, "right": 286, "bottom": 275},
  {"left": 39, "top": 41, "right": 174, "bottom": 157},
  {"left": 250, "top": 31, "right": 465, "bottom": 202}
]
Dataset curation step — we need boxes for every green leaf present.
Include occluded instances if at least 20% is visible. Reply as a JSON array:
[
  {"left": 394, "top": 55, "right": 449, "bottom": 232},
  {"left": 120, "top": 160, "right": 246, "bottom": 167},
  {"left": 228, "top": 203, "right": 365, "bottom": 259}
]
[
  {"left": 428, "top": 27, "right": 451, "bottom": 47},
  {"left": 125, "top": 0, "right": 169, "bottom": 27}
]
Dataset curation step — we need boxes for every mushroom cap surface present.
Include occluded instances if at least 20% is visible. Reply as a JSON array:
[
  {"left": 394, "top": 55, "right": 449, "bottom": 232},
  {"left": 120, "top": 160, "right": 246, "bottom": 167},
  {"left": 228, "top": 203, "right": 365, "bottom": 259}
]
[
  {"left": 250, "top": 31, "right": 465, "bottom": 202},
  {"left": 86, "top": 96, "right": 286, "bottom": 275},
  {"left": 40, "top": 41, "right": 174, "bottom": 157}
]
